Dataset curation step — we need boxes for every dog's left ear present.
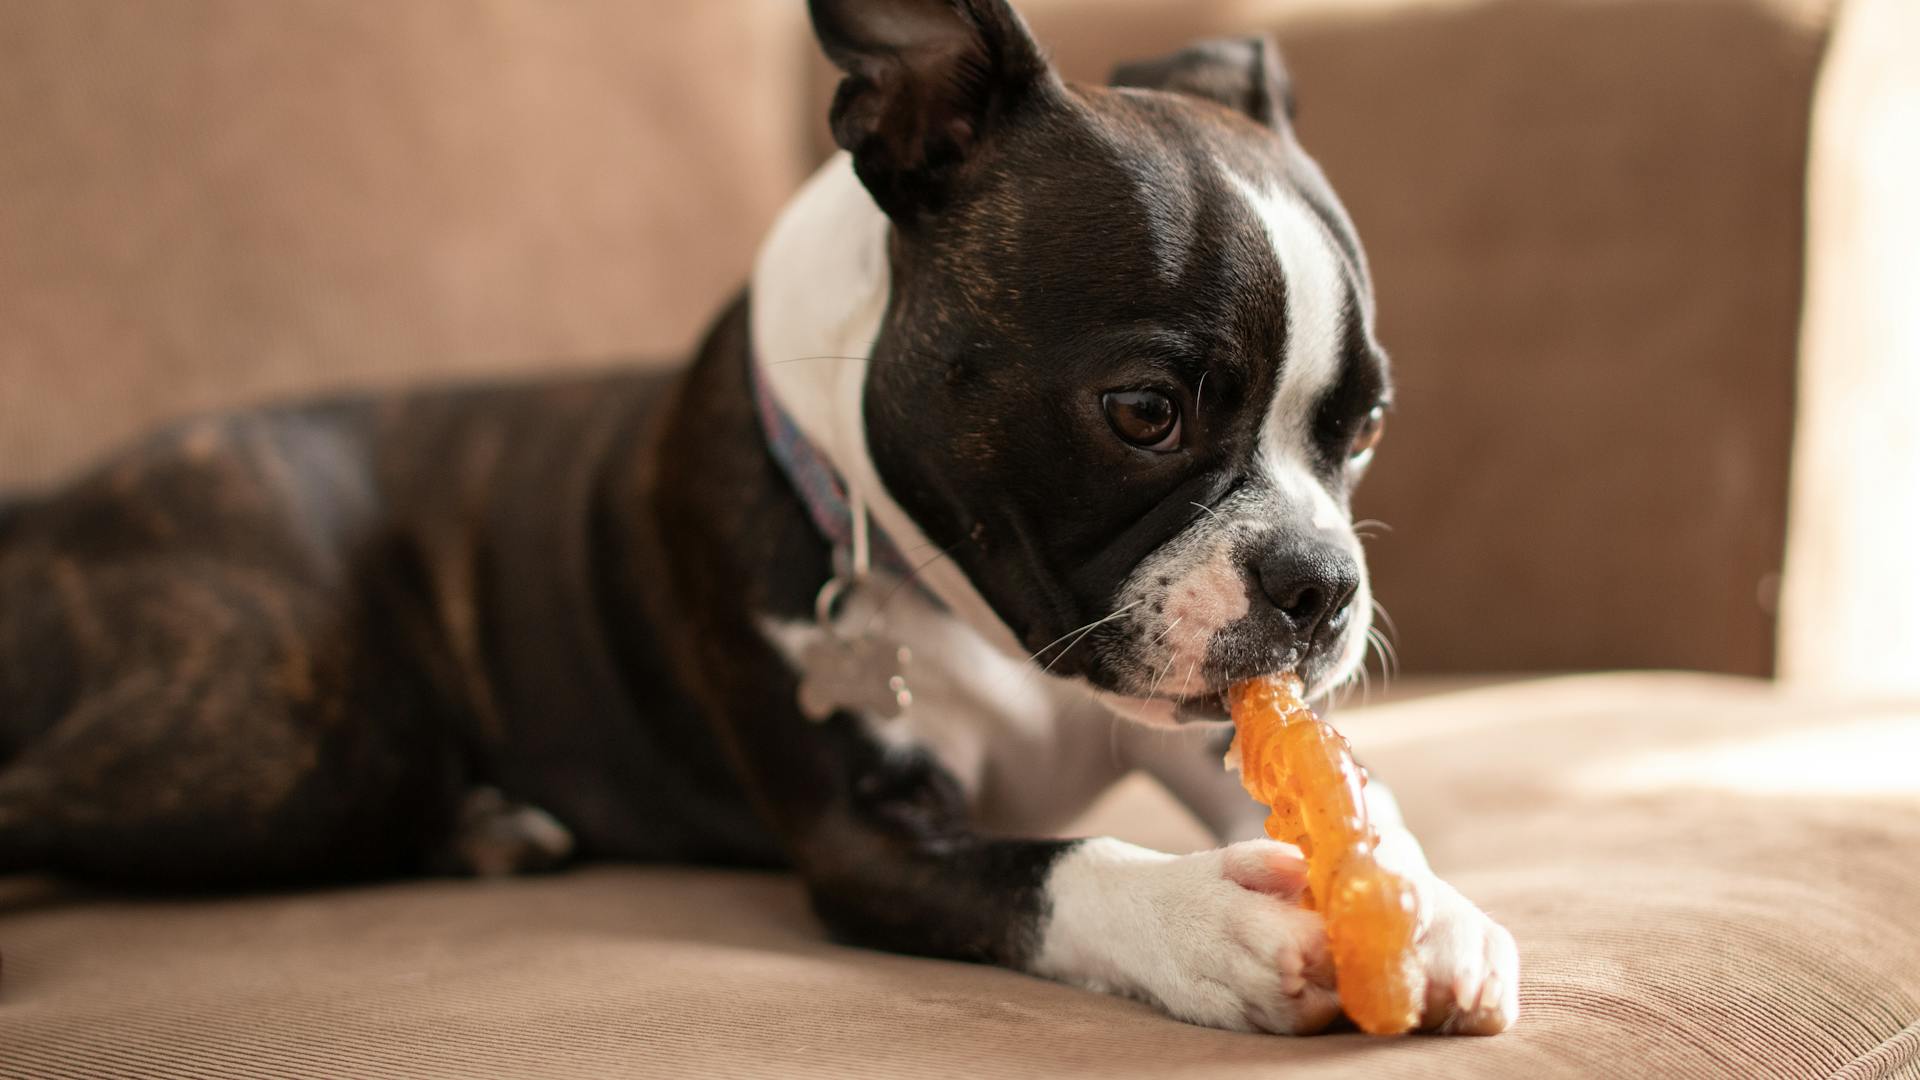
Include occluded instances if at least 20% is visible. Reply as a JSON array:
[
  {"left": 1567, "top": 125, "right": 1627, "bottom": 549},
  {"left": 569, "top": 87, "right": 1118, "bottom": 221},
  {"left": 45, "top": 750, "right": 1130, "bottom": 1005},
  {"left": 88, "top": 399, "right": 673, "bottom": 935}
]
[
  {"left": 809, "top": 0, "right": 1056, "bottom": 221},
  {"left": 1109, "top": 36, "right": 1296, "bottom": 129}
]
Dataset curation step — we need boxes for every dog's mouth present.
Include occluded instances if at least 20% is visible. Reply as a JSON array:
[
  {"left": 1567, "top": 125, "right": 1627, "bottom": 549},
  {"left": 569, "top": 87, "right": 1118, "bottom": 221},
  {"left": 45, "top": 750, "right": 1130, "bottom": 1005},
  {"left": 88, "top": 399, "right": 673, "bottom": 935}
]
[
  {"left": 1097, "top": 665, "right": 1341, "bottom": 727},
  {"left": 1065, "top": 610, "right": 1364, "bottom": 728},
  {"left": 1173, "top": 691, "right": 1234, "bottom": 724},
  {"left": 1086, "top": 685, "right": 1237, "bottom": 729}
]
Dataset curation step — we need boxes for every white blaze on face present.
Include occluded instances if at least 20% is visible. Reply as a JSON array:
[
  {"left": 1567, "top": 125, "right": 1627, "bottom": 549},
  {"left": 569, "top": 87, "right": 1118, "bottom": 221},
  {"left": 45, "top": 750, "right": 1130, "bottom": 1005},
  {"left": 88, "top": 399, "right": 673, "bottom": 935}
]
[
  {"left": 1076, "top": 170, "right": 1379, "bottom": 712},
  {"left": 1230, "top": 173, "right": 1376, "bottom": 695},
  {"left": 1227, "top": 172, "right": 1353, "bottom": 534},
  {"left": 1048, "top": 171, "right": 1382, "bottom": 722}
]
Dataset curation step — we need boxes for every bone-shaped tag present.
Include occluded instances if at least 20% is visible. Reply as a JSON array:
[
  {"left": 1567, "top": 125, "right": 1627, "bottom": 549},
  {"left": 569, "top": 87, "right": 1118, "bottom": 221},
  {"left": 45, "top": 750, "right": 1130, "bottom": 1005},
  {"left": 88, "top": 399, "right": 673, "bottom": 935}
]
[{"left": 796, "top": 633, "right": 913, "bottom": 723}]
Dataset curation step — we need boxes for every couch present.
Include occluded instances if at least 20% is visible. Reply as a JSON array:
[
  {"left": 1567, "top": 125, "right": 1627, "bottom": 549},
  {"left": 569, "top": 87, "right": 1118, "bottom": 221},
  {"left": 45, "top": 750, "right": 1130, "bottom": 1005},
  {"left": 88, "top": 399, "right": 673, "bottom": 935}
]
[{"left": 3, "top": 1, "right": 1917, "bottom": 1077}]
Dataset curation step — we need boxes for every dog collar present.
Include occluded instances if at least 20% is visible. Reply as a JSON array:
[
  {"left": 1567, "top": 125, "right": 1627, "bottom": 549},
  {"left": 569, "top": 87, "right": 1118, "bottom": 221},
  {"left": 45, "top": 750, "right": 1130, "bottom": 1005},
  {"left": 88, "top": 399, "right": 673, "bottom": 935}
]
[
  {"left": 751, "top": 349, "right": 928, "bottom": 725},
  {"left": 749, "top": 350, "right": 916, "bottom": 582}
]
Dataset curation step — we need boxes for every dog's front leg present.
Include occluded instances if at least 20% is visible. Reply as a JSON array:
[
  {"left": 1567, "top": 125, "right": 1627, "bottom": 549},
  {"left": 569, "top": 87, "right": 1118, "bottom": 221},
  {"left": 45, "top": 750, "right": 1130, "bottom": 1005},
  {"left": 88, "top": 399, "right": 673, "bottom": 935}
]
[
  {"left": 804, "top": 809, "right": 1342, "bottom": 1035},
  {"left": 1366, "top": 783, "right": 1521, "bottom": 1035},
  {"left": 1027, "top": 836, "right": 1343, "bottom": 1034},
  {"left": 694, "top": 590, "right": 1335, "bottom": 1031},
  {"left": 774, "top": 728, "right": 1336, "bottom": 1036}
]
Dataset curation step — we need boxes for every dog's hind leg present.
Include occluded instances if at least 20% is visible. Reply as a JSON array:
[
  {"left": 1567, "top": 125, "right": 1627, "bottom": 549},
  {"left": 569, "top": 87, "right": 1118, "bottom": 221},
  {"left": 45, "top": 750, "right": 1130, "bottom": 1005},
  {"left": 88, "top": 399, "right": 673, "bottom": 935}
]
[
  {"left": 432, "top": 786, "right": 575, "bottom": 878},
  {"left": 0, "top": 549, "right": 472, "bottom": 888},
  {"left": 0, "top": 421, "right": 478, "bottom": 888}
]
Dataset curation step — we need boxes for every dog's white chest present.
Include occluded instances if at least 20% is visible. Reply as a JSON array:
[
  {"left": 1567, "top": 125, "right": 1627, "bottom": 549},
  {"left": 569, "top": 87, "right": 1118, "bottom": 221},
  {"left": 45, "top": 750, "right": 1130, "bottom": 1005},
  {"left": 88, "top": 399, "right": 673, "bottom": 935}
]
[{"left": 763, "top": 581, "right": 1125, "bottom": 833}]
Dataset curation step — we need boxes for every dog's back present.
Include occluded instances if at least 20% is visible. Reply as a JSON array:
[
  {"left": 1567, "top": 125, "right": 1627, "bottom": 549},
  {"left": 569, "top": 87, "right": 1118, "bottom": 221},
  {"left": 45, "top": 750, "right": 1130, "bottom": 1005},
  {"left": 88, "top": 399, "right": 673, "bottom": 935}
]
[{"left": 0, "top": 363, "right": 779, "bottom": 885}]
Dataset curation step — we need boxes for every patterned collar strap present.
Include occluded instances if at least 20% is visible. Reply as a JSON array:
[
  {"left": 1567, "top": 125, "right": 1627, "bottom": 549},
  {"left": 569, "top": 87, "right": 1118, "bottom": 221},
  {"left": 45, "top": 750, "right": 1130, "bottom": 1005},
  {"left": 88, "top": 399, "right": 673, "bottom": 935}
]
[{"left": 749, "top": 351, "right": 918, "bottom": 583}]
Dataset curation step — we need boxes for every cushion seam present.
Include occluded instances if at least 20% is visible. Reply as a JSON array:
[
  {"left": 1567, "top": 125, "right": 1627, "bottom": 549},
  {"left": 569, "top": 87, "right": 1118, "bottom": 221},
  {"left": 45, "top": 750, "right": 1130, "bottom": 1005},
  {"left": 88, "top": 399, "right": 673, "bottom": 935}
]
[{"left": 1831, "top": 1017, "right": 1920, "bottom": 1080}]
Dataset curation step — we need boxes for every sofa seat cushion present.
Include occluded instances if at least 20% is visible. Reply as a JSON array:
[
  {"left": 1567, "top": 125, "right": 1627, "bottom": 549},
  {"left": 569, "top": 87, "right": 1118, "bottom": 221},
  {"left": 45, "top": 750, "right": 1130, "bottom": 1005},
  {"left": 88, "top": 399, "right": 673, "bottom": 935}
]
[{"left": 2, "top": 673, "right": 1917, "bottom": 1078}]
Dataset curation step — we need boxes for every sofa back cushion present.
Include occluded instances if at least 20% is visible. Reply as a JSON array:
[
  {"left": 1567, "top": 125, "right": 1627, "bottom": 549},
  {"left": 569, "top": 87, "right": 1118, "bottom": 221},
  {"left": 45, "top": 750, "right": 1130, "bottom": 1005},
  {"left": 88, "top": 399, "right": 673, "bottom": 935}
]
[{"left": 0, "top": 0, "right": 810, "bottom": 488}]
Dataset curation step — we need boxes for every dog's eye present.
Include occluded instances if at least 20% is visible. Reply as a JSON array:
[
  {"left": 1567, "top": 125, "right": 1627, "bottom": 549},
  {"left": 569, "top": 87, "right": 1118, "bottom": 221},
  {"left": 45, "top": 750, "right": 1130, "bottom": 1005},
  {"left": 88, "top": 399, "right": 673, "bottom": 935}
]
[
  {"left": 1103, "top": 390, "right": 1181, "bottom": 452},
  {"left": 1349, "top": 406, "right": 1386, "bottom": 462}
]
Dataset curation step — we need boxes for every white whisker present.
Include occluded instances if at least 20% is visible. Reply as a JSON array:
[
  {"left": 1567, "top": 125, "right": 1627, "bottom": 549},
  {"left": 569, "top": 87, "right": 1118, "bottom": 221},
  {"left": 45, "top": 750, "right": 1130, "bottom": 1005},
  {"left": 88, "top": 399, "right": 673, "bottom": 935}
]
[
  {"left": 1368, "top": 626, "right": 1401, "bottom": 684},
  {"left": 1178, "top": 656, "right": 1202, "bottom": 700},
  {"left": 1031, "top": 600, "right": 1145, "bottom": 674},
  {"left": 1369, "top": 597, "right": 1401, "bottom": 642},
  {"left": 1365, "top": 628, "right": 1394, "bottom": 696},
  {"left": 1144, "top": 648, "right": 1179, "bottom": 702}
]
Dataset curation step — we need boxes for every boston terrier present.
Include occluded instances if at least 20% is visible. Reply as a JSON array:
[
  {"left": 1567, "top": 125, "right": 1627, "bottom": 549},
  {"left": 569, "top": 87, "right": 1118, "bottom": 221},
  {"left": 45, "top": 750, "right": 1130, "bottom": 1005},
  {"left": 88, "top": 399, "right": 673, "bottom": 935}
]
[{"left": 0, "top": 0, "right": 1517, "bottom": 1035}]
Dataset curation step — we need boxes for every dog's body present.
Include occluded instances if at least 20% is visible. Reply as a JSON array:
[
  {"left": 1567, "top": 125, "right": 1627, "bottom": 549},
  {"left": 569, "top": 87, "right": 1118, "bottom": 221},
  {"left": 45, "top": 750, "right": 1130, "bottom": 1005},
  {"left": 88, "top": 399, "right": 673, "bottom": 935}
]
[{"left": 0, "top": 0, "right": 1516, "bottom": 1036}]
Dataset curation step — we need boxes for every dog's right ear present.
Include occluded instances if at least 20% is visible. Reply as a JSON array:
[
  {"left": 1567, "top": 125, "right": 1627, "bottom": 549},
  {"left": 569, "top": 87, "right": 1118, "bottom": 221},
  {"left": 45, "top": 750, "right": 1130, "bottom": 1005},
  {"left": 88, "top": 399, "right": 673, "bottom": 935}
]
[
  {"left": 1110, "top": 36, "right": 1296, "bottom": 130},
  {"left": 809, "top": 0, "right": 1055, "bottom": 221}
]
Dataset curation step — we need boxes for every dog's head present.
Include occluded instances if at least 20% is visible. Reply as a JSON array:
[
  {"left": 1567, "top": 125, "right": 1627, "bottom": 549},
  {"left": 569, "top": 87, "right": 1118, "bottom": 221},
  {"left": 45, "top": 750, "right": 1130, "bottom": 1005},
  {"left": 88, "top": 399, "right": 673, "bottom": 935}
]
[{"left": 760, "top": 0, "right": 1390, "bottom": 726}]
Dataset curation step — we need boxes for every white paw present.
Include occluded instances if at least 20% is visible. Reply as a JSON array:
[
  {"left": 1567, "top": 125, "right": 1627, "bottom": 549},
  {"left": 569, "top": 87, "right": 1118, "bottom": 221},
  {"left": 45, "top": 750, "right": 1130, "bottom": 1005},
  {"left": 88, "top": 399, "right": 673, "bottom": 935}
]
[
  {"left": 1415, "top": 881, "right": 1520, "bottom": 1035},
  {"left": 1033, "top": 838, "right": 1341, "bottom": 1035}
]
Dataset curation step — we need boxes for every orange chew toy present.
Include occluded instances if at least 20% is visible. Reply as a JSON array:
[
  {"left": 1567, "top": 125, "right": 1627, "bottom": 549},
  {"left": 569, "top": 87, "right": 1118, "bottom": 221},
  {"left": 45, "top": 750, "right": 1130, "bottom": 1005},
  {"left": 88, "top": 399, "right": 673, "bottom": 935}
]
[{"left": 1226, "top": 673, "right": 1425, "bottom": 1035}]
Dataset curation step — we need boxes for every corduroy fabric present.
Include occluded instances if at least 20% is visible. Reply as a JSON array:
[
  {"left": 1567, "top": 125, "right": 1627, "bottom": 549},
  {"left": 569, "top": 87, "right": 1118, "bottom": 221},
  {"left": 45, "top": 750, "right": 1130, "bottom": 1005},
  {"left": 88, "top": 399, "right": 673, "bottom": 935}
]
[{"left": 3, "top": 674, "right": 1916, "bottom": 1079}]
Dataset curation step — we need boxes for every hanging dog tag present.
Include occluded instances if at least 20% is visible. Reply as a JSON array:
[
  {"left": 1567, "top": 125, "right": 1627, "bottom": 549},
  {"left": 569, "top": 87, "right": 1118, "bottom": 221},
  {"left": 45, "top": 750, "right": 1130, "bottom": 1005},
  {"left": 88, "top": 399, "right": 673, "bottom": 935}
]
[
  {"left": 795, "top": 578, "right": 913, "bottom": 723},
  {"left": 796, "top": 633, "right": 913, "bottom": 723}
]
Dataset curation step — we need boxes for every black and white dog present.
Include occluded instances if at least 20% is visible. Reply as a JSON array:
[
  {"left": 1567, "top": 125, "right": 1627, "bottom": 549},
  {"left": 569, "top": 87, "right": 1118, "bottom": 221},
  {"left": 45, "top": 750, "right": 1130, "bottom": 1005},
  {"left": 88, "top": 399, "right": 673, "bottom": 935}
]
[{"left": 0, "top": 0, "right": 1516, "bottom": 1035}]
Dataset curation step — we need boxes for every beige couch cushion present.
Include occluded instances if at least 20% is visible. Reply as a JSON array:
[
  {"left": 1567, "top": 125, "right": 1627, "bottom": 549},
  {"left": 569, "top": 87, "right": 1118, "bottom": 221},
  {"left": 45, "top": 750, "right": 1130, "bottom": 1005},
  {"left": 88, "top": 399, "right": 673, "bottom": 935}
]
[
  {"left": 0, "top": 0, "right": 810, "bottom": 491},
  {"left": 4, "top": 674, "right": 1917, "bottom": 1078}
]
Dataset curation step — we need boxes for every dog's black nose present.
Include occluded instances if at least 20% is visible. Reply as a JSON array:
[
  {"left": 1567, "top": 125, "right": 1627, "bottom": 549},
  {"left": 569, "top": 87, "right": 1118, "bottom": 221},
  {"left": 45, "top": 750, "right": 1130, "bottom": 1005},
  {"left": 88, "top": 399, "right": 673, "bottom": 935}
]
[{"left": 1254, "top": 542, "right": 1359, "bottom": 642}]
